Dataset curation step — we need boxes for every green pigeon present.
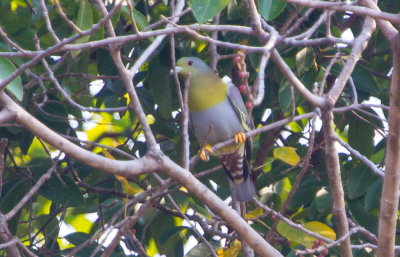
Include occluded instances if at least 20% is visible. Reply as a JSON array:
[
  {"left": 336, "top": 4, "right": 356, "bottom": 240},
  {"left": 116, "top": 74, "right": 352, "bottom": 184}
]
[{"left": 177, "top": 57, "right": 256, "bottom": 202}]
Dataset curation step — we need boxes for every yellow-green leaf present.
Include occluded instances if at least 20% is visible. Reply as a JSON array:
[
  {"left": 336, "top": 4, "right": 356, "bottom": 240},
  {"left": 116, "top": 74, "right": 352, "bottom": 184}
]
[
  {"left": 277, "top": 221, "right": 336, "bottom": 248},
  {"left": 304, "top": 221, "right": 336, "bottom": 241},
  {"left": 217, "top": 240, "right": 241, "bottom": 257},
  {"left": 245, "top": 207, "right": 263, "bottom": 219},
  {"left": 273, "top": 147, "right": 300, "bottom": 166}
]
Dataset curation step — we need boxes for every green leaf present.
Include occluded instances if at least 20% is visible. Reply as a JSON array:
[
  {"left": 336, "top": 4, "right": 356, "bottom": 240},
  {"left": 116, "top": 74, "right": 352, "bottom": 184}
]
[
  {"left": 121, "top": 6, "right": 150, "bottom": 31},
  {"left": 257, "top": 0, "right": 287, "bottom": 21},
  {"left": 364, "top": 179, "right": 382, "bottom": 211},
  {"left": 147, "top": 57, "right": 173, "bottom": 119},
  {"left": 76, "top": 0, "right": 93, "bottom": 36},
  {"left": 296, "top": 47, "right": 315, "bottom": 75},
  {"left": 287, "top": 176, "right": 322, "bottom": 210},
  {"left": 160, "top": 226, "right": 189, "bottom": 244},
  {"left": 39, "top": 175, "right": 85, "bottom": 207},
  {"left": 97, "top": 198, "right": 123, "bottom": 222},
  {"left": 0, "top": 179, "right": 29, "bottom": 213},
  {"left": 96, "top": 48, "right": 118, "bottom": 76},
  {"left": 348, "top": 199, "right": 378, "bottom": 233},
  {"left": 278, "top": 80, "right": 292, "bottom": 112},
  {"left": 347, "top": 165, "right": 378, "bottom": 199},
  {"left": 352, "top": 65, "right": 380, "bottom": 95},
  {"left": 64, "top": 232, "right": 92, "bottom": 246},
  {"left": 315, "top": 189, "right": 332, "bottom": 213},
  {"left": 348, "top": 113, "right": 375, "bottom": 157},
  {"left": 72, "top": 0, "right": 93, "bottom": 57},
  {"left": 188, "top": 0, "right": 230, "bottom": 23},
  {"left": 0, "top": 57, "right": 23, "bottom": 101}
]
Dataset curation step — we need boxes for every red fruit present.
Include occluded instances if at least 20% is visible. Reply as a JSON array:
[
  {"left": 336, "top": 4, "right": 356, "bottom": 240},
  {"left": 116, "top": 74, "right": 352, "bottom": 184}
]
[
  {"left": 320, "top": 248, "right": 329, "bottom": 255},
  {"left": 245, "top": 102, "right": 253, "bottom": 109},
  {"left": 238, "top": 85, "right": 247, "bottom": 93},
  {"left": 233, "top": 56, "right": 241, "bottom": 63},
  {"left": 238, "top": 71, "right": 247, "bottom": 78},
  {"left": 313, "top": 240, "right": 323, "bottom": 247}
]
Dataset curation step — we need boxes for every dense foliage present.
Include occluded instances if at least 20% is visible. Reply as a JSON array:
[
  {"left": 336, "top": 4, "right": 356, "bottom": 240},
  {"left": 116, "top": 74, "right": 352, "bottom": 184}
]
[{"left": 0, "top": 0, "right": 399, "bottom": 256}]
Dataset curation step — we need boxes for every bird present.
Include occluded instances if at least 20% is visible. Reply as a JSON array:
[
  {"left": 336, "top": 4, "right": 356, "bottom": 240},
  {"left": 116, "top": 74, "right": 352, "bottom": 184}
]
[{"left": 176, "top": 57, "right": 256, "bottom": 202}]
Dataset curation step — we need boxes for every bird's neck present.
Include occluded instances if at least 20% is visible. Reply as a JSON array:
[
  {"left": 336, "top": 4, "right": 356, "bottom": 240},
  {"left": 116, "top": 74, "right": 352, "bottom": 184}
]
[{"left": 188, "top": 73, "right": 228, "bottom": 112}]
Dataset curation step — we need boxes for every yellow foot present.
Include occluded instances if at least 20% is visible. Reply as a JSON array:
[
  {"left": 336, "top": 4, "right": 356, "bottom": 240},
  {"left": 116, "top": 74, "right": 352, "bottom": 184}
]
[
  {"left": 199, "top": 144, "right": 213, "bottom": 161},
  {"left": 234, "top": 132, "right": 246, "bottom": 144}
]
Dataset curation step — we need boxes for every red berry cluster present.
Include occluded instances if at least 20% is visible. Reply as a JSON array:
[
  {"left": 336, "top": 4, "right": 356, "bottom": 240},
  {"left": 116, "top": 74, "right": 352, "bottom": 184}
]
[
  {"left": 312, "top": 240, "right": 329, "bottom": 257},
  {"left": 232, "top": 54, "right": 253, "bottom": 110}
]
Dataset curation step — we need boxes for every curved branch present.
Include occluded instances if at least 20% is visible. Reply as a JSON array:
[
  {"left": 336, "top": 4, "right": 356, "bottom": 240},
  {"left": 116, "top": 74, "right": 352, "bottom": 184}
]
[
  {"left": 285, "top": 0, "right": 400, "bottom": 24},
  {"left": 0, "top": 92, "right": 160, "bottom": 178},
  {"left": 0, "top": 90, "right": 284, "bottom": 257}
]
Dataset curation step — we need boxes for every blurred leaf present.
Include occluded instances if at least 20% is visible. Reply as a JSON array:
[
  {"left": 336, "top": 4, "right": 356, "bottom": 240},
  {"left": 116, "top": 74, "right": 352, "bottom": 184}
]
[
  {"left": 296, "top": 47, "right": 315, "bottom": 75},
  {"left": 75, "top": 0, "right": 93, "bottom": 42},
  {"left": 349, "top": 199, "right": 378, "bottom": 233},
  {"left": 315, "top": 189, "right": 332, "bottom": 213},
  {"left": 216, "top": 240, "right": 241, "bottom": 257},
  {"left": 277, "top": 221, "right": 335, "bottom": 248},
  {"left": 19, "top": 130, "right": 34, "bottom": 155},
  {"left": 96, "top": 48, "right": 119, "bottom": 76},
  {"left": 98, "top": 198, "right": 123, "bottom": 222},
  {"left": 64, "top": 232, "right": 92, "bottom": 246},
  {"left": 347, "top": 164, "right": 378, "bottom": 199},
  {"left": 352, "top": 65, "right": 380, "bottom": 95},
  {"left": 121, "top": 6, "right": 150, "bottom": 31},
  {"left": 115, "top": 175, "right": 144, "bottom": 195},
  {"left": 0, "top": 179, "right": 29, "bottom": 213},
  {"left": 185, "top": 243, "right": 219, "bottom": 257},
  {"left": 348, "top": 113, "right": 375, "bottom": 157},
  {"left": 189, "top": 0, "right": 230, "bottom": 23},
  {"left": 257, "top": 0, "right": 287, "bottom": 21},
  {"left": 245, "top": 207, "right": 264, "bottom": 219},
  {"left": 147, "top": 56, "right": 173, "bottom": 119},
  {"left": 304, "top": 222, "right": 336, "bottom": 240},
  {"left": 364, "top": 179, "right": 382, "bottom": 211},
  {"left": 278, "top": 80, "right": 292, "bottom": 112},
  {"left": 0, "top": 57, "right": 23, "bottom": 101},
  {"left": 273, "top": 147, "right": 300, "bottom": 166},
  {"left": 287, "top": 176, "right": 322, "bottom": 210},
  {"left": 159, "top": 226, "right": 189, "bottom": 244},
  {"left": 39, "top": 175, "right": 85, "bottom": 207}
]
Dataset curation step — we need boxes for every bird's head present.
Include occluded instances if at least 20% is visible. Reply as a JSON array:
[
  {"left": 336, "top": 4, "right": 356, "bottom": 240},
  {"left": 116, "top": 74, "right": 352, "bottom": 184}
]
[{"left": 176, "top": 57, "right": 212, "bottom": 77}]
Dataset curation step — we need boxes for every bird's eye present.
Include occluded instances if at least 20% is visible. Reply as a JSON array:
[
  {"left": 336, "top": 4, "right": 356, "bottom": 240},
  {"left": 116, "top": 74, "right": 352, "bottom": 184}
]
[{"left": 188, "top": 60, "right": 193, "bottom": 66}]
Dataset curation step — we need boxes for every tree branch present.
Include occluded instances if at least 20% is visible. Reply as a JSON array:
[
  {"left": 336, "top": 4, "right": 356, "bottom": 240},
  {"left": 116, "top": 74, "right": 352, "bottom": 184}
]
[
  {"left": 321, "top": 109, "right": 352, "bottom": 257},
  {"left": 378, "top": 33, "right": 400, "bottom": 257}
]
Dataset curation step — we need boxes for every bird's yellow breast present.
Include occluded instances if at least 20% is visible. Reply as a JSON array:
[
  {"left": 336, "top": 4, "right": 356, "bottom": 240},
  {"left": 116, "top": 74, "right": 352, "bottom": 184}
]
[{"left": 188, "top": 75, "right": 228, "bottom": 112}]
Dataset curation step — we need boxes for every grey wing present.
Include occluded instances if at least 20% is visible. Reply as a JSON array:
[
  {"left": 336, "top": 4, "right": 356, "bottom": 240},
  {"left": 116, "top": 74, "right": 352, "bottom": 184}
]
[{"left": 226, "top": 82, "right": 251, "bottom": 132}]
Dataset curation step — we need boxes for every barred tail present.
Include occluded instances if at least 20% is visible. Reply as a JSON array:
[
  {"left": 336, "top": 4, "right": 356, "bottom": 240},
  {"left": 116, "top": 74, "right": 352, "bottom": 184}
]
[{"left": 221, "top": 144, "right": 256, "bottom": 202}]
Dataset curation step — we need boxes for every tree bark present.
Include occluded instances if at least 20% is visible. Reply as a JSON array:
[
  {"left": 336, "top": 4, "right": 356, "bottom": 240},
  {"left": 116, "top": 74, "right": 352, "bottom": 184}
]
[
  {"left": 377, "top": 34, "right": 400, "bottom": 257},
  {"left": 322, "top": 110, "right": 353, "bottom": 257}
]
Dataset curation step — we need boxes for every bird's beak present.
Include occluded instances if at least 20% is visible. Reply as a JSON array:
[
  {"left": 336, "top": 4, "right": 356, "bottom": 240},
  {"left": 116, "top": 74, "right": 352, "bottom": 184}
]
[{"left": 170, "top": 66, "right": 182, "bottom": 75}]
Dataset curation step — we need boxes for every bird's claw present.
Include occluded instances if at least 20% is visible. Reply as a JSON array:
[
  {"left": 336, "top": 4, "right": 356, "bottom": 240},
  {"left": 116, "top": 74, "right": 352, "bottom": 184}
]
[
  {"left": 234, "top": 132, "right": 246, "bottom": 144},
  {"left": 199, "top": 145, "right": 213, "bottom": 161}
]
